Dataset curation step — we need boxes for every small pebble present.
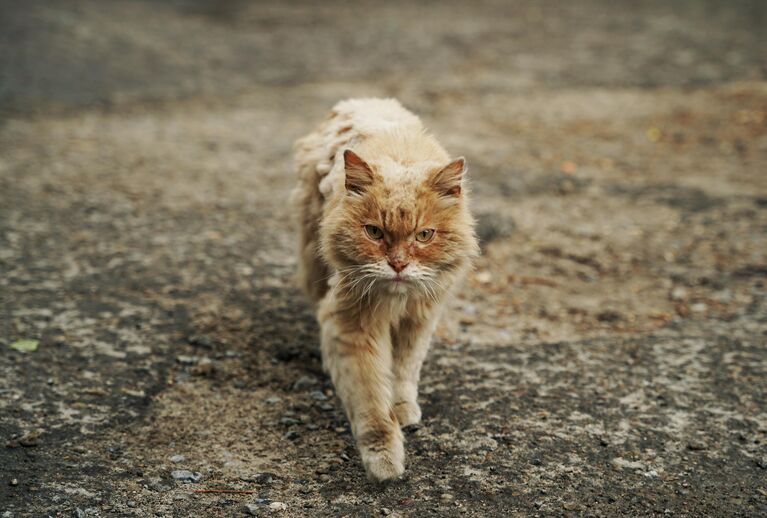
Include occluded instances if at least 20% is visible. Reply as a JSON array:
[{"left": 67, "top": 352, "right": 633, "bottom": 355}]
[
  {"left": 306, "top": 424, "right": 319, "bottom": 431},
  {"left": 170, "top": 454, "right": 185, "bottom": 463},
  {"left": 127, "top": 501, "right": 136, "bottom": 508},
  {"left": 171, "top": 470, "right": 202, "bottom": 482},
  {"left": 475, "top": 271, "right": 492, "bottom": 283},
  {"left": 176, "top": 355, "right": 199, "bottom": 365},
  {"left": 380, "top": 508, "right": 392, "bottom": 516},
  {"left": 9, "top": 478, "right": 18, "bottom": 486},
  {"left": 293, "top": 376, "right": 317, "bottom": 391},
  {"left": 690, "top": 302, "right": 707, "bottom": 313},
  {"left": 670, "top": 287, "right": 688, "bottom": 301},
  {"left": 280, "top": 417, "right": 300, "bottom": 426},
  {"left": 687, "top": 440, "right": 707, "bottom": 451},
  {"left": 188, "top": 334, "right": 214, "bottom": 349},
  {"left": 310, "top": 390, "right": 328, "bottom": 401},
  {"left": 149, "top": 481, "right": 171, "bottom": 492},
  {"left": 440, "top": 493, "right": 454, "bottom": 502},
  {"left": 265, "top": 396, "right": 282, "bottom": 405},
  {"left": 256, "top": 472, "right": 275, "bottom": 485},
  {"left": 284, "top": 431, "right": 300, "bottom": 441},
  {"left": 240, "top": 472, "right": 275, "bottom": 485},
  {"left": 269, "top": 502, "right": 287, "bottom": 511},
  {"left": 596, "top": 310, "right": 622, "bottom": 323}
]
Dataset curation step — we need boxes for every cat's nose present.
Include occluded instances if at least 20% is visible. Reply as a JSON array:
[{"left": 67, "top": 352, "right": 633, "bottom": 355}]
[{"left": 387, "top": 259, "right": 409, "bottom": 273}]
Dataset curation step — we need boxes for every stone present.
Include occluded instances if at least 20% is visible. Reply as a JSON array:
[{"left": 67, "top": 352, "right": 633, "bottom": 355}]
[
  {"left": 170, "top": 454, "right": 185, "bottom": 463},
  {"left": 188, "top": 335, "right": 214, "bottom": 349},
  {"left": 670, "top": 287, "right": 688, "bottom": 301},
  {"left": 293, "top": 376, "right": 317, "bottom": 390},
  {"left": 691, "top": 302, "right": 708, "bottom": 313},
  {"left": 240, "top": 472, "right": 275, "bottom": 485},
  {"left": 310, "top": 390, "right": 328, "bottom": 401},
  {"left": 687, "top": 440, "right": 708, "bottom": 451},
  {"left": 171, "top": 470, "right": 202, "bottom": 482},
  {"left": 597, "top": 310, "right": 623, "bottom": 322},
  {"left": 176, "top": 355, "right": 199, "bottom": 365}
]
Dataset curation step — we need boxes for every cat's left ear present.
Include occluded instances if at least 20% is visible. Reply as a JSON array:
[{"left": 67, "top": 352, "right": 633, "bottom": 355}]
[{"left": 430, "top": 157, "right": 465, "bottom": 197}]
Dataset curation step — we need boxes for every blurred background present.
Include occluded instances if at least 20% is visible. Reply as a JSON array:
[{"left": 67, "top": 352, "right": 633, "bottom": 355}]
[
  {"left": 1, "top": 0, "right": 765, "bottom": 113},
  {"left": 1, "top": 1, "right": 766, "bottom": 516}
]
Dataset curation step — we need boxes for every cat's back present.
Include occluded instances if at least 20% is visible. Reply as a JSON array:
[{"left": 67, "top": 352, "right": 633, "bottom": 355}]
[
  {"left": 332, "top": 98, "right": 422, "bottom": 135},
  {"left": 294, "top": 98, "right": 426, "bottom": 199}
]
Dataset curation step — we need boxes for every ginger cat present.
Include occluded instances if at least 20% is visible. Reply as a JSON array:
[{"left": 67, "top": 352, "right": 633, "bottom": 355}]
[{"left": 293, "top": 98, "right": 478, "bottom": 481}]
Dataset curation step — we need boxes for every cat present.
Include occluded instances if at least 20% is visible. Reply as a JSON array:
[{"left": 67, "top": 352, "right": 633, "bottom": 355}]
[{"left": 293, "top": 98, "right": 478, "bottom": 481}]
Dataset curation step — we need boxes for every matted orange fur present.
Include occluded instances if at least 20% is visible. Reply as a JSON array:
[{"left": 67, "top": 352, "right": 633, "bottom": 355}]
[{"left": 293, "top": 98, "right": 478, "bottom": 481}]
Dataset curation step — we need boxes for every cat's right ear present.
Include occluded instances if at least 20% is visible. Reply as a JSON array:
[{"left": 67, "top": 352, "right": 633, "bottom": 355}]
[{"left": 343, "top": 149, "right": 375, "bottom": 194}]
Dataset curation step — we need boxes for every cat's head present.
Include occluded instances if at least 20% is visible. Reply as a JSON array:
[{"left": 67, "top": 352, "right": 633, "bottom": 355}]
[{"left": 320, "top": 149, "right": 478, "bottom": 297}]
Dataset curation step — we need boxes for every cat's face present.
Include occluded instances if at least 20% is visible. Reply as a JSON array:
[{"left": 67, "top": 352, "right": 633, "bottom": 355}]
[{"left": 321, "top": 150, "right": 478, "bottom": 296}]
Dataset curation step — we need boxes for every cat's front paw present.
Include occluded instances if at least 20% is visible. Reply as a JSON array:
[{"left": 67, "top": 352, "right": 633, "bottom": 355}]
[
  {"left": 360, "top": 441, "right": 405, "bottom": 482},
  {"left": 393, "top": 400, "right": 422, "bottom": 427}
]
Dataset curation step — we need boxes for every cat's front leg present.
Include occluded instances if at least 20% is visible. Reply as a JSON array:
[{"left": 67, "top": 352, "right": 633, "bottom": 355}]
[
  {"left": 391, "top": 310, "right": 438, "bottom": 428},
  {"left": 319, "top": 312, "right": 405, "bottom": 481}
]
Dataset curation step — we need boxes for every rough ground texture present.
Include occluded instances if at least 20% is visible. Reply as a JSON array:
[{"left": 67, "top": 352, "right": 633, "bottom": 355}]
[{"left": 1, "top": 1, "right": 766, "bottom": 516}]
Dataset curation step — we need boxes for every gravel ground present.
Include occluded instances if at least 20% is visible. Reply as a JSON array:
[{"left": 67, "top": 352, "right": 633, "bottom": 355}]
[{"left": 1, "top": 1, "right": 766, "bottom": 516}]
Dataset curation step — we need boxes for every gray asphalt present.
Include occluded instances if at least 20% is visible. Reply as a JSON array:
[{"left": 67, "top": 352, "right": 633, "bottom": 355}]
[{"left": 1, "top": 1, "right": 766, "bottom": 517}]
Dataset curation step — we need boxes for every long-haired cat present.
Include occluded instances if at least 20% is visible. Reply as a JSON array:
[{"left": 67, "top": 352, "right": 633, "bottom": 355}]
[{"left": 293, "top": 98, "right": 478, "bottom": 481}]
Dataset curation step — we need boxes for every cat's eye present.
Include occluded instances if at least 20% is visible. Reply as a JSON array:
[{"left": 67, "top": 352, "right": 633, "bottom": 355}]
[
  {"left": 364, "top": 225, "right": 384, "bottom": 240},
  {"left": 415, "top": 229, "right": 435, "bottom": 243}
]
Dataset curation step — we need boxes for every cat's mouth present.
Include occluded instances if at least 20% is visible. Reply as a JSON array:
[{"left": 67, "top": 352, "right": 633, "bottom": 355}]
[{"left": 391, "top": 273, "right": 413, "bottom": 283}]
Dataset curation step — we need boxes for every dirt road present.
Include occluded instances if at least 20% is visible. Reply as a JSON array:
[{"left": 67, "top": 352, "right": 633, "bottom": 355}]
[{"left": 1, "top": 1, "right": 766, "bottom": 516}]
